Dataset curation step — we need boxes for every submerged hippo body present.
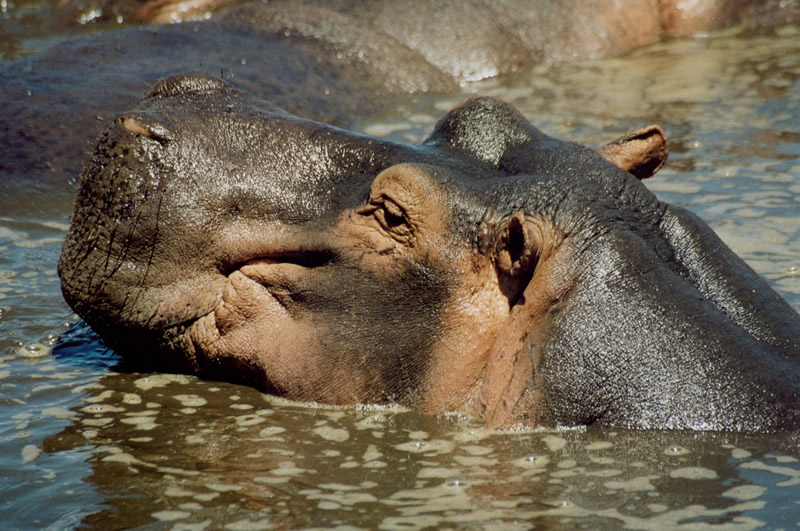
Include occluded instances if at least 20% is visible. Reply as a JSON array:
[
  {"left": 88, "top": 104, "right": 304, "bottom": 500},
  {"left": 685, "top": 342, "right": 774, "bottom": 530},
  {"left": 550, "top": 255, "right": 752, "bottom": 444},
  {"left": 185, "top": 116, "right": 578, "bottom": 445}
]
[{"left": 59, "top": 73, "right": 800, "bottom": 432}]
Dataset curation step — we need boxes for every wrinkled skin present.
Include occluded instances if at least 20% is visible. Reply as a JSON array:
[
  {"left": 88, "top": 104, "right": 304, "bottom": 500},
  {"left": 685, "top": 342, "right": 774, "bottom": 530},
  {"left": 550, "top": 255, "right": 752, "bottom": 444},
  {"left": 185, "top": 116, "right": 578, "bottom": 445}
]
[{"left": 60, "top": 73, "right": 800, "bottom": 432}]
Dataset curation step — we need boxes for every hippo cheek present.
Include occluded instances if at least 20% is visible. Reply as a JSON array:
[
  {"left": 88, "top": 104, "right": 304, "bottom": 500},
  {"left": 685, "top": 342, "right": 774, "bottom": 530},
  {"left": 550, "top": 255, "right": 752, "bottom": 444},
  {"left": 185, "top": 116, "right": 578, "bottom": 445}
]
[
  {"left": 415, "top": 273, "right": 514, "bottom": 414},
  {"left": 184, "top": 264, "right": 374, "bottom": 404},
  {"left": 331, "top": 163, "right": 524, "bottom": 414}
]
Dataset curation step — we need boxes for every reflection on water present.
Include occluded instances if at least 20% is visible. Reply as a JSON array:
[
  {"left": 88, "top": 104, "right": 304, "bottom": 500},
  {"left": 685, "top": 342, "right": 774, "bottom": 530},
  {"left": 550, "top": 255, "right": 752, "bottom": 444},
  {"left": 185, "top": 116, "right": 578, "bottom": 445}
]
[
  {"left": 34, "top": 364, "right": 800, "bottom": 528},
  {"left": 2, "top": 25, "right": 800, "bottom": 529}
]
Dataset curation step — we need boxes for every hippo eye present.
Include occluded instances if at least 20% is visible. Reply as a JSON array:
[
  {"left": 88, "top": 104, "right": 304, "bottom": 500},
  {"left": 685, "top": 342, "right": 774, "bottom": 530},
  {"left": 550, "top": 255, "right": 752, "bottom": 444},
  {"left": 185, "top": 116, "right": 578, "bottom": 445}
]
[
  {"left": 377, "top": 198, "right": 405, "bottom": 227},
  {"left": 369, "top": 197, "right": 412, "bottom": 241}
]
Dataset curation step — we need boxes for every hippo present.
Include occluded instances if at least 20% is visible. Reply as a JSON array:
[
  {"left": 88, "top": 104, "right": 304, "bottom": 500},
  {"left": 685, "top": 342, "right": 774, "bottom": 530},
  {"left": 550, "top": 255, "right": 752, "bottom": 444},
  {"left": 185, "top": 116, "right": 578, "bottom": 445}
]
[{"left": 59, "top": 73, "right": 800, "bottom": 432}]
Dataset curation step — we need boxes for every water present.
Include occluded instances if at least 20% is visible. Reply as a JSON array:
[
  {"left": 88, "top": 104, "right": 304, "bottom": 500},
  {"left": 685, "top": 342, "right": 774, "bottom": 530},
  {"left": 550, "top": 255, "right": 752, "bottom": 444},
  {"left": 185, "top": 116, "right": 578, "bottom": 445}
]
[{"left": 2, "top": 11, "right": 800, "bottom": 529}]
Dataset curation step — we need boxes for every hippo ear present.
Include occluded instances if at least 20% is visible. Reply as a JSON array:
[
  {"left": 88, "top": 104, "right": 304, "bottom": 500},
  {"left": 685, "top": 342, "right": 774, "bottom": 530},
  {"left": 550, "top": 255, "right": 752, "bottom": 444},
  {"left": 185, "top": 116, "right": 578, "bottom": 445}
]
[
  {"left": 493, "top": 212, "right": 537, "bottom": 304},
  {"left": 597, "top": 125, "right": 668, "bottom": 180}
]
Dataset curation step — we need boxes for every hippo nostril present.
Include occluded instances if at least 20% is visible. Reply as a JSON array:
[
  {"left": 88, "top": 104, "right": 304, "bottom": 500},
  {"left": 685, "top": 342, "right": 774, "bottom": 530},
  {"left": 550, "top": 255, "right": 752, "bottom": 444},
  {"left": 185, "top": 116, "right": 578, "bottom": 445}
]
[
  {"left": 121, "top": 117, "right": 154, "bottom": 138},
  {"left": 117, "top": 113, "right": 172, "bottom": 143},
  {"left": 147, "top": 72, "right": 229, "bottom": 99}
]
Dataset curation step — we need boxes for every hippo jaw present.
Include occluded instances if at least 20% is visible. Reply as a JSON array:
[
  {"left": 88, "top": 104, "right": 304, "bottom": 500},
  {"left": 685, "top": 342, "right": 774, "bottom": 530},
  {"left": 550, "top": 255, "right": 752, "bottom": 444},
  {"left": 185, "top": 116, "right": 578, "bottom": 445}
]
[{"left": 60, "top": 74, "right": 800, "bottom": 432}]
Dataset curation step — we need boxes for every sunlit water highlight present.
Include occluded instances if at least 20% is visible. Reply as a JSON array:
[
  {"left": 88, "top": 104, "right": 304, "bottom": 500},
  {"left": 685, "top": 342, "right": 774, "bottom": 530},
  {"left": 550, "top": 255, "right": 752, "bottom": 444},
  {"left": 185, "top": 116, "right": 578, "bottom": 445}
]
[{"left": 2, "top": 24, "right": 800, "bottom": 529}]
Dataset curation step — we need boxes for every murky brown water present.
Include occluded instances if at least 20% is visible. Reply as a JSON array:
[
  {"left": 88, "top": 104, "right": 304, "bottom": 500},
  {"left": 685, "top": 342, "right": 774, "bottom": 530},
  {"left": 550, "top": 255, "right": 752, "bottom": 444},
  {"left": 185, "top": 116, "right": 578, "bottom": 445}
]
[{"left": 2, "top": 5, "right": 800, "bottom": 528}]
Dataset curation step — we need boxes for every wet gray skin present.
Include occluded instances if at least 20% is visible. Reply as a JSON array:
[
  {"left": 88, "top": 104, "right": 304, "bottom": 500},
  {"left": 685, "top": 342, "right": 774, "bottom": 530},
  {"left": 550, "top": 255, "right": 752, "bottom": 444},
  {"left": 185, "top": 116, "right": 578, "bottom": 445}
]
[{"left": 59, "top": 73, "right": 800, "bottom": 432}]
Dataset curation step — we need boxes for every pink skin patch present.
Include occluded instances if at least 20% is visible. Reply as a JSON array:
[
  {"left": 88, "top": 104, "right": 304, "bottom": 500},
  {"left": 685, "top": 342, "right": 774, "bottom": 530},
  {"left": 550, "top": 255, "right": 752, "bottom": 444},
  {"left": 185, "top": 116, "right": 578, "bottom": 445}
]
[{"left": 122, "top": 117, "right": 152, "bottom": 138}]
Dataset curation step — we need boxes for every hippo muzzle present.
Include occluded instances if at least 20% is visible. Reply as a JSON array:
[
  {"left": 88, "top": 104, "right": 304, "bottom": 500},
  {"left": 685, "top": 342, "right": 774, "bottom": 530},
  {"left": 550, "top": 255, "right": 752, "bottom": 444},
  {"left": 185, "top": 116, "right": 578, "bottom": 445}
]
[{"left": 60, "top": 73, "right": 800, "bottom": 432}]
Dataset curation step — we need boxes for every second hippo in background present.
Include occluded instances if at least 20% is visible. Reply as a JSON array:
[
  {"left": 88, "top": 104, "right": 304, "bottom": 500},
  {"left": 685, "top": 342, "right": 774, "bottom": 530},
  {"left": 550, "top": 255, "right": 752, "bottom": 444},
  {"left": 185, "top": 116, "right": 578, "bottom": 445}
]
[
  {"left": 60, "top": 73, "right": 800, "bottom": 433},
  {"left": 7, "top": 0, "right": 800, "bottom": 214},
  {"left": 49, "top": 0, "right": 800, "bottom": 41}
]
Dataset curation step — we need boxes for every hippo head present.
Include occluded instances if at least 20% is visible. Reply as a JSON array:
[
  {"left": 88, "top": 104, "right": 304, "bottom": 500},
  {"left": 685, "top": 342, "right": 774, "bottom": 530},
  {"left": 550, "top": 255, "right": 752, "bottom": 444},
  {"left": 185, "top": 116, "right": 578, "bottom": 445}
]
[{"left": 60, "top": 73, "right": 800, "bottom": 432}]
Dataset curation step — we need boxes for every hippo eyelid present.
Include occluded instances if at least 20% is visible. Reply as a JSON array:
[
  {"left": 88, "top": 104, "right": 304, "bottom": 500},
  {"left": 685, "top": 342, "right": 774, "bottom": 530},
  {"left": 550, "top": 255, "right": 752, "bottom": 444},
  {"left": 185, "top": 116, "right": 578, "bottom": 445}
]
[
  {"left": 370, "top": 197, "right": 413, "bottom": 241},
  {"left": 377, "top": 196, "right": 407, "bottom": 227}
]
